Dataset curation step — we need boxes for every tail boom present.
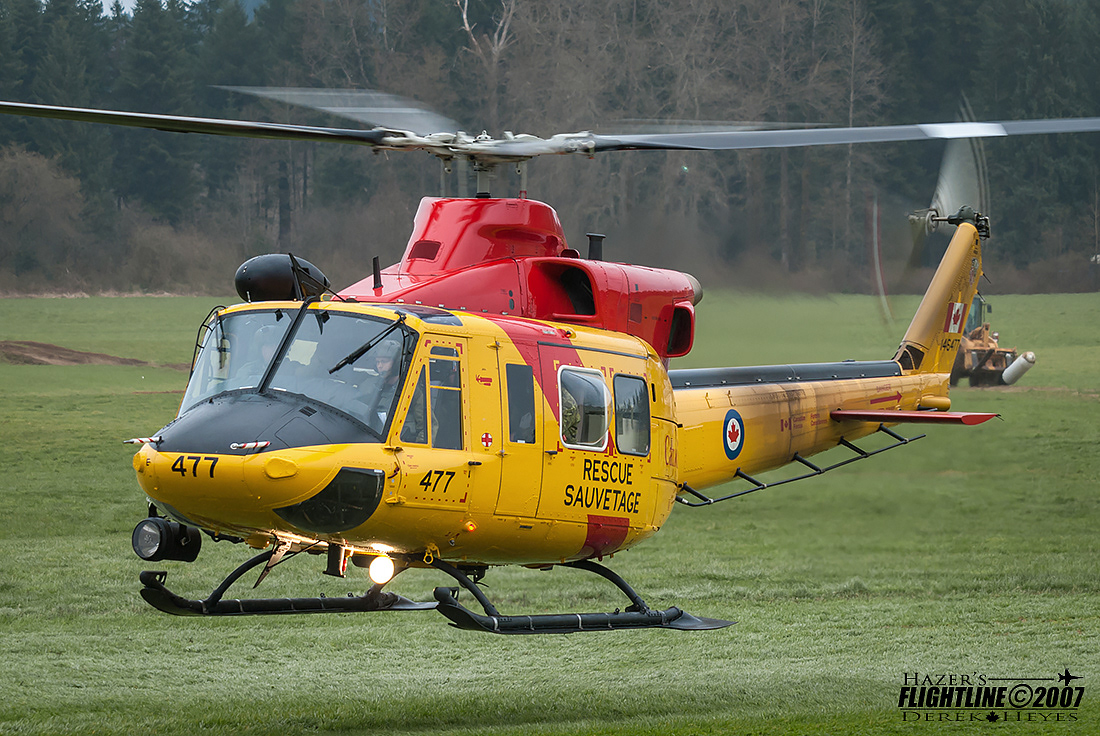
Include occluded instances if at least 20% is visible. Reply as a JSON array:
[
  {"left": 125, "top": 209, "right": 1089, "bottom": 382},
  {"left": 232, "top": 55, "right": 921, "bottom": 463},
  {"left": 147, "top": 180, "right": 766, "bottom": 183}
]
[
  {"left": 673, "top": 369, "right": 944, "bottom": 490},
  {"left": 672, "top": 219, "right": 988, "bottom": 493}
]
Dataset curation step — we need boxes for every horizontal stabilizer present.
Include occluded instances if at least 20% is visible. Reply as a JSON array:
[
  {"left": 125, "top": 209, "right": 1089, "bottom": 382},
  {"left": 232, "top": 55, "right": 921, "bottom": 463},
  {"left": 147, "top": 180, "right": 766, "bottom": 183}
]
[{"left": 831, "top": 409, "right": 998, "bottom": 426}]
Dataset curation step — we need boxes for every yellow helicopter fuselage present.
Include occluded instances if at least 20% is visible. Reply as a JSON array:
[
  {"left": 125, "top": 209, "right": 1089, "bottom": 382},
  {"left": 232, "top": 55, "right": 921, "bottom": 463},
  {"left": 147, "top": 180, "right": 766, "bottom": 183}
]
[
  {"left": 133, "top": 221, "right": 985, "bottom": 572},
  {"left": 135, "top": 304, "right": 677, "bottom": 566}
]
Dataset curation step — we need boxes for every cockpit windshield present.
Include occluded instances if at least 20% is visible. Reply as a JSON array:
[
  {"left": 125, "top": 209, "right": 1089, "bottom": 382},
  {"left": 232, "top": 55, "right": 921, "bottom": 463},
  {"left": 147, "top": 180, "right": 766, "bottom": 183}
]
[
  {"left": 268, "top": 310, "right": 412, "bottom": 432},
  {"left": 181, "top": 310, "right": 291, "bottom": 412},
  {"left": 181, "top": 307, "right": 415, "bottom": 434}
]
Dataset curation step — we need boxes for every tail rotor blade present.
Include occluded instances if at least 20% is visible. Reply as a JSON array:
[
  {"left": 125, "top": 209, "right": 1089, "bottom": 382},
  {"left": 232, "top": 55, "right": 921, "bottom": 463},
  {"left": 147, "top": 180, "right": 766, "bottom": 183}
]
[{"left": 930, "top": 99, "right": 991, "bottom": 220}]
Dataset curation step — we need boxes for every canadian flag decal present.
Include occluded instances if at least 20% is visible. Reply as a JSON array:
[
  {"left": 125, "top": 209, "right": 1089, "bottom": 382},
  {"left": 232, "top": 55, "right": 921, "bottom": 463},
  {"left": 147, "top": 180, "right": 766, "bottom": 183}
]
[{"left": 943, "top": 302, "right": 967, "bottom": 334}]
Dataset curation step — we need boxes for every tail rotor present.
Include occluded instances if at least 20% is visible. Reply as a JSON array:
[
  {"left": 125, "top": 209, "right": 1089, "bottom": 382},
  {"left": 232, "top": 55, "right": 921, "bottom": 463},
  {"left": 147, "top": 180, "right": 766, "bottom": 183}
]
[{"left": 907, "top": 99, "right": 991, "bottom": 268}]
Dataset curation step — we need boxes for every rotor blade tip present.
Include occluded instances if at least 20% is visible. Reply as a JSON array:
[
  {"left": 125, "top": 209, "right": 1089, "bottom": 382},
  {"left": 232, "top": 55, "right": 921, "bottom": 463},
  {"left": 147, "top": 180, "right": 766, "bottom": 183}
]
[{"left": 919, "top": 122, "right": 1007, "bottom": 139}]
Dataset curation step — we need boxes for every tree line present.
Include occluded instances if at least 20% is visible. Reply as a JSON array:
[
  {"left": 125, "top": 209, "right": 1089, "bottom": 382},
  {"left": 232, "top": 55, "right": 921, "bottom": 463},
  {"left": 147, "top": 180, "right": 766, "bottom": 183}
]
[{"left": 0, "top": 0, "right": 1098, "bottom": 294}]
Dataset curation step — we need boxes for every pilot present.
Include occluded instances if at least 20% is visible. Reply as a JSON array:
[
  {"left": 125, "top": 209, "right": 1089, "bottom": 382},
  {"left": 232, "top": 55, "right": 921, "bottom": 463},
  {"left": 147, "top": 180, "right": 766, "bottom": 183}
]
[
  {"left": 363, "top": 339, "right": 403, "bottom": 429},
  {"left": 231, "top": 324, "right": 280, "bottom": 388}
]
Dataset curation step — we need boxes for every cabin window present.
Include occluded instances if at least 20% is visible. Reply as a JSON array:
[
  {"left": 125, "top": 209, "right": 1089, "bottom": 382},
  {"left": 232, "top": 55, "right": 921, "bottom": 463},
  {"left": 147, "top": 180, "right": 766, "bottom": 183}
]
[
  {"left": 429, "top": 356, "right": 463, "bottom": 450},
  {"left": 506, "top": 364, "right": 536, "bottom": 444},
  {"left": 613, "top": 374, "right": 650, "bottom": 456},
  {"left": 399, "top": 356, "right": 463, "bottom": 449},
  {"left": 558, "top": 367, "right": 609, "bottom": 450},
  {"left": 400, "top": 369, "right": 428, "bottom": 444}
]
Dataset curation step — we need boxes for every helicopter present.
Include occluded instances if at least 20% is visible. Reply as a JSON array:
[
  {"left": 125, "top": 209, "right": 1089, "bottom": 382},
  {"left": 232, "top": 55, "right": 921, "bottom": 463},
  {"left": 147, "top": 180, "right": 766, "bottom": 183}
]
[{"left": 2, "top": 90, "right": 1099, "bottom": 634}]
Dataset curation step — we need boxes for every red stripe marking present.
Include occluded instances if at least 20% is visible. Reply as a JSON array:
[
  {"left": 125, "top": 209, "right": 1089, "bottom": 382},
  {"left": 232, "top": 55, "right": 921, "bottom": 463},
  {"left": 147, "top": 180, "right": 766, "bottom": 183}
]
[
  {"left": 580, "top": 514, "right": 630, "bottom": 559},
  {"left": 492, "top": 318, "right": 582, "bottom": 421}
]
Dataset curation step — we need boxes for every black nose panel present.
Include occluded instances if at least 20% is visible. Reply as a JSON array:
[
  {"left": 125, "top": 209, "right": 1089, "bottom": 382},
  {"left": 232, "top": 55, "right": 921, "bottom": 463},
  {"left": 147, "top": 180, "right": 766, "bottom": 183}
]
[{"left": 157, "top": 392, "right": 376, "bottom": 455}]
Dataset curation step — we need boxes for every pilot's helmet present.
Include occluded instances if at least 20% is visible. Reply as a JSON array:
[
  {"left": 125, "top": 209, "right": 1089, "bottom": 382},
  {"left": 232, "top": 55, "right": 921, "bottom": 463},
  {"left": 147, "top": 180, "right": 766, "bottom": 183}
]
[
  {"left": 253, "top": 325, "right": 280, "bottom": 358},
  {"left": 374, "top": 339, "right": 401, "bottom": 369},
  {"left": 254, "top": 324, "right": 278, "bottom": 342}
]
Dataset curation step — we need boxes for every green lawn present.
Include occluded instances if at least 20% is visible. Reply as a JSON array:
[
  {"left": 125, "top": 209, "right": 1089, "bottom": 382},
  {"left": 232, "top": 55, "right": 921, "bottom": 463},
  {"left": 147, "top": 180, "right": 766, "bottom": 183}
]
[{"left": 0, "top": 293, "right": 1097, "bottom": 735}]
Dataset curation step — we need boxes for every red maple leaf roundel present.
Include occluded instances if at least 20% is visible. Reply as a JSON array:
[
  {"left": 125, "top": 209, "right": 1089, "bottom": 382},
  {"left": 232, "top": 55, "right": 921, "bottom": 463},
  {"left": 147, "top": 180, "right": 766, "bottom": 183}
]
[{"left": 722, "top": 410, "right": 745, "bottom": 460}]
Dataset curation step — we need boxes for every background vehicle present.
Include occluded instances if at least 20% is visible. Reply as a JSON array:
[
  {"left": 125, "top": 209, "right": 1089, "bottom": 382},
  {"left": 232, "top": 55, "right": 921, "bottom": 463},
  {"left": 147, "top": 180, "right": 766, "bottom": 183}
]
[{"left": 950, "top": 295, "right": 1035, "bottom": 386}]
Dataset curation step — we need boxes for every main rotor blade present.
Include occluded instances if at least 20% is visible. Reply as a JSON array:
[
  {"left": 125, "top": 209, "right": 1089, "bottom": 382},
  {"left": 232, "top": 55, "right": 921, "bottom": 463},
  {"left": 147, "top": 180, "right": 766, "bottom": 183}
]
[
  {"left": 218, "top": 87, "right": 462, "bottom": 138},
  {"left": 0, "top": 100, "right": 387, "bottom": 146},
  {"left": 600, "top": 119, "right": 833, "bottom": 134},
  {"left": 4, "top": 97, "right": 1100, "bottom": 162},
  {"left": 585, "top": 118, "right": 1100, "bottom": 153}
]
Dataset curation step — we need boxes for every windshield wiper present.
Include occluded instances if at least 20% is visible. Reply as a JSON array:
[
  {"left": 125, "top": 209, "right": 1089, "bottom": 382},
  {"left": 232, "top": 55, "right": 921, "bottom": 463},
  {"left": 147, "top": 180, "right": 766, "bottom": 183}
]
[{"left": 328, "top": 313, "right": 407, "bottom": 374}]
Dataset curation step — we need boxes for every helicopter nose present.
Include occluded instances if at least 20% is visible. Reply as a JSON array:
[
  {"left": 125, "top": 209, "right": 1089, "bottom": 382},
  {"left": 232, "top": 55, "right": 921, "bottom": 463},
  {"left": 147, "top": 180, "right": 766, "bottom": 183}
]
[
  {"left": 134, "top": 441, "right": 334, "bottom": 528},
  {"left": 132, "top": 392, "right": 391, "bottom": 535},
  {"left": 135, "top": 442, "right": 391, "bottom": 538}
]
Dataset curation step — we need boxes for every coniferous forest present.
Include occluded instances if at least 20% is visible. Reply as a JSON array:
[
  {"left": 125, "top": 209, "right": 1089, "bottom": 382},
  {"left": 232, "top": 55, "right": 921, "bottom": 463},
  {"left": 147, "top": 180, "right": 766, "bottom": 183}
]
[{"left": 1, "top": 0, "right": 1099, "bottom": 294}]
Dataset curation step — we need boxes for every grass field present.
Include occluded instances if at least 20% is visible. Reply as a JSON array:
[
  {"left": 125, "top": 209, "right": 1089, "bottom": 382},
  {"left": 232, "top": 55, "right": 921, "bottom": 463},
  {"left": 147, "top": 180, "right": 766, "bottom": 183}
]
[{"left": 0, "top": 293, "right": 1098, "bottom": 735}]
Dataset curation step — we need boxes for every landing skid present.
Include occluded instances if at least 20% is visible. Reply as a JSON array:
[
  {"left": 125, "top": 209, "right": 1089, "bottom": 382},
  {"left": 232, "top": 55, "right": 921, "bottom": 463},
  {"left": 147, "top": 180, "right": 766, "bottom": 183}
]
[
  {"left": 138, "top": 550, "right": 434, "bottom": 616},
  {"left": 138, "top": 550, "right": 733, "bottom": 633},
  {"left": 429, "top": 558, "right": 734, "bottom": 634}
]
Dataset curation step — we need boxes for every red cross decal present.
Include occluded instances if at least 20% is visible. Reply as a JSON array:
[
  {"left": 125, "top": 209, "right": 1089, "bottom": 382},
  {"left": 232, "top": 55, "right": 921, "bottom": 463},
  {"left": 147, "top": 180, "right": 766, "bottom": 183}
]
[{"left": 481, "top": 432, "right": 493, "bottom": 448}]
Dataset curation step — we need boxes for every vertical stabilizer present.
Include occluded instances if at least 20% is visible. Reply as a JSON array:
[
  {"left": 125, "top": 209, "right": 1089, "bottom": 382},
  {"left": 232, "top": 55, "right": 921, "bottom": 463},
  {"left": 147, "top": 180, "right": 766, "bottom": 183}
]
[{"left": 893, "top": 222, "right": 983, "bottom": 374}]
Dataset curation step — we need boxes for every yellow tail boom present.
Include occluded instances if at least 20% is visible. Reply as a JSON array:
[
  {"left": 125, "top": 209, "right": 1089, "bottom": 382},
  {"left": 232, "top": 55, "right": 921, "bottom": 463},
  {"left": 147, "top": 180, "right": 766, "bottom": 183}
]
[{"left": 672, "top": 221, "right": 988, "bottom": 493}]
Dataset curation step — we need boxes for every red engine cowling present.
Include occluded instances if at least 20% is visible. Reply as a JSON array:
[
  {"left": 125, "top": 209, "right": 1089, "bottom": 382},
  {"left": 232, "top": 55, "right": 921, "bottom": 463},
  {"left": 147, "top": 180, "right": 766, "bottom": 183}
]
[{"left": 340, "top": 197, "right": 700, "bottom": 361}]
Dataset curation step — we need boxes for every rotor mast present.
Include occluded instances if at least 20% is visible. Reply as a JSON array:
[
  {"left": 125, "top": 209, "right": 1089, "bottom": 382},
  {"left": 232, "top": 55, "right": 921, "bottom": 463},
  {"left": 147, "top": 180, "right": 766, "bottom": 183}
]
[{"left": 436, "top": 152, "right": 526, "bottom": 199}]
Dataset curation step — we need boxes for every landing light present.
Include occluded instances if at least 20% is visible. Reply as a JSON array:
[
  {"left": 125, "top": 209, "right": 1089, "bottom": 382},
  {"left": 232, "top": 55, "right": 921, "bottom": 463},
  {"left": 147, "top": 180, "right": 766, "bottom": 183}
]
[
  {"left": 368, "top": 555, "right": 395, "bottom": 585},
  {"left": 132, "top": 517, "right": 202, "bottom": 562}
]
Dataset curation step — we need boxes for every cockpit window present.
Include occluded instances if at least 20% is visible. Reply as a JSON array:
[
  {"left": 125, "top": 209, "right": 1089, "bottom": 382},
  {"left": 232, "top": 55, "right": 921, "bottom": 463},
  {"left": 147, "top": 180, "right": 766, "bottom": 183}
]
[
  {"left": 268, "top": 311, "right": 412, "bottom": 432},
  {"left": 180, "top": 310, "right": 289, "bottom": 413},
  {"left": 180, "top": 308, "right": 415, "bottom": 436}
]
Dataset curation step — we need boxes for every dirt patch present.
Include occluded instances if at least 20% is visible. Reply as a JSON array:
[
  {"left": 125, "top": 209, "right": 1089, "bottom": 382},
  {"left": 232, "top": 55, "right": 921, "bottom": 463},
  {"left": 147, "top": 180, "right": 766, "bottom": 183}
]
[{"left": 0, "top": 340, "right": 172, "bottom": 368}]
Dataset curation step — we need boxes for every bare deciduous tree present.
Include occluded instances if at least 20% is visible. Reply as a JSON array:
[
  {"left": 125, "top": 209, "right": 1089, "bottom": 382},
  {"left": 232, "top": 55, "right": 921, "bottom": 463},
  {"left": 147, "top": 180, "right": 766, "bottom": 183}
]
[
  {"left": 839, "top": 0, "right": 885, "bottom": 251},
  {"left": 456, "top": 0, "right": 517, "bottom": 134}
]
